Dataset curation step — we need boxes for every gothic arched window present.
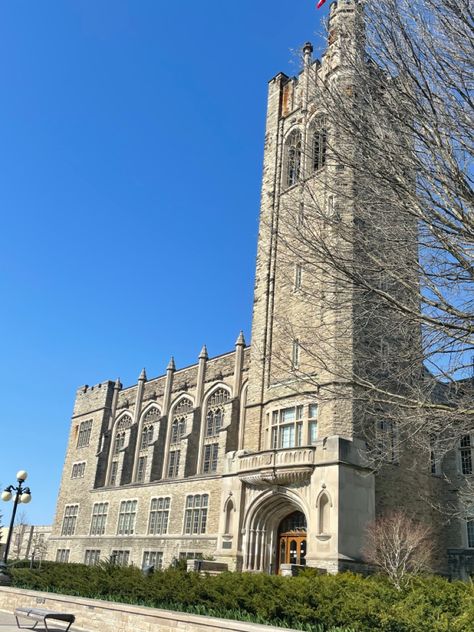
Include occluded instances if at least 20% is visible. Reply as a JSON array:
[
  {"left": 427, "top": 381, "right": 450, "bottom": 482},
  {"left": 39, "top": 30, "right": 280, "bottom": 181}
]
[
  {"left": 285, "top": 130, "right": 302, "bottom": 188},
  {"left": 113, "top": 414, "right": 132, "bottom": 454},
  {"left": 140, "top": 407, "right": 160, "bottom": 450},
  {"left": 171, "top": 398, "right": 193, "bottom": 444},
  {"left": 206, "top": 388, "right": 230, "bottom": 438},
  {"left": 312, "top": 117, "right": 327, "bottom": 172}
]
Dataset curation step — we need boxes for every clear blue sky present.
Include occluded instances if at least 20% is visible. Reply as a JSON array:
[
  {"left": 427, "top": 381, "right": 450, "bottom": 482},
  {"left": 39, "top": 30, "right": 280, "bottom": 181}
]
[{"left": 0, "top": 1, "right": 328, "bottom": 524}]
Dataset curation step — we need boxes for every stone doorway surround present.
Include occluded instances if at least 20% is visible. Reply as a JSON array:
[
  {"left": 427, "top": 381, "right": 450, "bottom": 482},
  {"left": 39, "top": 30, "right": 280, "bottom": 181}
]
[{"left": 241, "top": 488, "right": 309, "bottom": 574}]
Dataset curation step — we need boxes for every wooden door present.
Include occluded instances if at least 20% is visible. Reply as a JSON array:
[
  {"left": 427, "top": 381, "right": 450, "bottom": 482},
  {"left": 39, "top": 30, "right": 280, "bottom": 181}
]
[{"left": 278, "top": 533, "right": 307, "bottom": 571}]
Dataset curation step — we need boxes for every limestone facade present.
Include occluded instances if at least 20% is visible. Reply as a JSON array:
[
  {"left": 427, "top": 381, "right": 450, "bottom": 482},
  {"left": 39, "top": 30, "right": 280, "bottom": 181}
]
[{"left": 48, "top": 0, "right": 472, "bottom": 578}]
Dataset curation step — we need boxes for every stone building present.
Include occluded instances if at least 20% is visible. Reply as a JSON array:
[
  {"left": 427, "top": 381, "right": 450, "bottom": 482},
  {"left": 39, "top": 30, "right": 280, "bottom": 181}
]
[
  {"left": 0, "top": 525, "right": 51, "bottom": 563},
  {"left": 48, "top": 0, "right": 473, "bottom": 578}
]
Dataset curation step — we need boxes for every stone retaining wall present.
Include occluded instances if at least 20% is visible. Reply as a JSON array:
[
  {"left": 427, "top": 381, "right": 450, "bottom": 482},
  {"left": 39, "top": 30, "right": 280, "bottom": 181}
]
[{"left": 0, "top": 587, "right": 293, "bottom": 632}]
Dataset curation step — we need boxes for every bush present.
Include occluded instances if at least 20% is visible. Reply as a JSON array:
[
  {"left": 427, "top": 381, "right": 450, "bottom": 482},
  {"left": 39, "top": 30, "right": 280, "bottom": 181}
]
[{"left": 11, "top": 563, "right": 474, "bottom": 632}]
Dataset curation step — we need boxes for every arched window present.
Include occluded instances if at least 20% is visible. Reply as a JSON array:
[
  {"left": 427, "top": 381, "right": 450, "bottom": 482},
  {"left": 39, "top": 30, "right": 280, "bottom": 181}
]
[
  {"left": 170, "top": 398, "right": 193, "bottom": 444},
  {"left": 206, "top": 388, "right": 230, "bottom": 438},
  {"left": 312, "top": 117, "right": 327, "bottom": 172},
  {"left": 113, "top": 414, "right": 132, "bottom": 454},
  {"left": 201, "top": 388, "right": 230, "bottom": 474},
  {"left": 285, "top": 130, "right": 302, "bottom": 188},
  {"left": 318, "top": 493, "right": 330, "bottom": 535},
  {"left": 116, "top": 414, "right": 133, "bottom": 431},
  {"left": 140, "top": 407, "right": 160, "bottom": 450}
]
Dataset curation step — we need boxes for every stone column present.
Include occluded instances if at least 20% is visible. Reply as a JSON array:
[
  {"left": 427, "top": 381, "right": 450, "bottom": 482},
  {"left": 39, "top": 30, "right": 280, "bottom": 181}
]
[
  {"left": 131, "top": 368, "right": 147, "bottom": 482},
  {"left": 105, "top": 378, "right": 122, "bottom": 484},
  {"left": 195, "top": 345, "right": 208, "bottom": 473},
  {"left": 233, "top": 331, "right": 246, "bottom": 396},
  {"left": 161, "top": 357, "right": 176, "bottom": 479}
]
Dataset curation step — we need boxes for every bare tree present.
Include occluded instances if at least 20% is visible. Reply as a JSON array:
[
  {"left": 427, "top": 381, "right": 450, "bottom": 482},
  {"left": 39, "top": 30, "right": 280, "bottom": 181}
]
[
  {"left": 29, "top": 532, "right": 48, "bottom": 569},
  {"left": 364, "top": 511, "right": 435, "bottom": 589},
  {"left": 12, "top": 511, "right": 29, "bottom": 560},
  {"left": 273, "top": 0, "right": 473, "bottom": 502}
]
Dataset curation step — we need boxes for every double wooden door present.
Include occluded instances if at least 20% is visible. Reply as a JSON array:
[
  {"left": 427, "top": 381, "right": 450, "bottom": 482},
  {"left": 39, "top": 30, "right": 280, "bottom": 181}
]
[{"left": 278, "top": 534, "right": 307, "bottom": 569}]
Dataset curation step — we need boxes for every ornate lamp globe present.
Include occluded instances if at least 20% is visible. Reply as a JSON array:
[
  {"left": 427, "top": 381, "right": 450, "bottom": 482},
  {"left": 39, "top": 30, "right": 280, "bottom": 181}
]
[
  {"left": 20, "top": 493, "right": 32, "bottom": 504},
  {"left": 16, "top": 470, "right": 28, "bottom": 482},
  {"left": 1, "top": 490, "right": 12, "bottom": 502}
]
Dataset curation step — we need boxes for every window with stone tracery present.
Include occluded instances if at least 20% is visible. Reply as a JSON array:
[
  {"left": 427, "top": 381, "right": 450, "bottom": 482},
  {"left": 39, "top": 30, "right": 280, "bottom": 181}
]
[
  {"left": 285, "top": 129, "right": 302, "bottom": 188},
  {"left": 77, "top": 420, "right": 92, "bottom": 448},
  {"left": 140, "top": 425, "right": 154, "bottom": 450},
  {"left": 113, "top": 432, "right": 125, "bottom": 454},
  {"left": 205, "top": 389, "right": 230, "bottom": 438},
  {"left": 171, "top": 398, "right": 193, "bottom": 444},
  {"left": 112, "top": 414, "right": 132, "bottom": 455},
  {"left": 200, "top": 388, "right": 230, "bottom": 474}
]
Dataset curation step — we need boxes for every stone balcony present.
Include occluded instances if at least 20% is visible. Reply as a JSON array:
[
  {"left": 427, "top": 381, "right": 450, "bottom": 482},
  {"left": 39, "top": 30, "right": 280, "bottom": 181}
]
[{"left": 231, "top": 447, "right": 316, "bottom": 486}]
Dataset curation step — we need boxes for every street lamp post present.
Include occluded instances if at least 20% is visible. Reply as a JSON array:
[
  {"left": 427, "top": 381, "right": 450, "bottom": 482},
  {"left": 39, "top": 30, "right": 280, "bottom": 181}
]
[{"left": 0, "top": 470, "right": 32, "bottom": 585}]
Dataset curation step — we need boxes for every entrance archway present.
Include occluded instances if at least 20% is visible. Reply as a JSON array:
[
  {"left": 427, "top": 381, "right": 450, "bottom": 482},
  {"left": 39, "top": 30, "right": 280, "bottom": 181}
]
[
  {"left": 277, "top": 511, "right": 307, "bottom": 573},
  {"left": 242, "top": 490, "right": 309, "bottom": 574}
]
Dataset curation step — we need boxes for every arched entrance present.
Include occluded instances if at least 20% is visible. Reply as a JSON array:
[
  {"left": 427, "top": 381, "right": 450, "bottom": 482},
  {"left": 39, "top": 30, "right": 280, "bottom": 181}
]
[
  {"left": 242, "top": 490, "right": 309, "bottom": 574},
  {"left": 277, "top": 511, "right": 307, "bottom": 573}
]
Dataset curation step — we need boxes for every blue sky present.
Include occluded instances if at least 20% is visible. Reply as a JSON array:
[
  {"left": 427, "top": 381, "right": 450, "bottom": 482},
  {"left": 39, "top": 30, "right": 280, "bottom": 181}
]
[{"left": 0, "top": 1, "right": 329, "bottom": 525}]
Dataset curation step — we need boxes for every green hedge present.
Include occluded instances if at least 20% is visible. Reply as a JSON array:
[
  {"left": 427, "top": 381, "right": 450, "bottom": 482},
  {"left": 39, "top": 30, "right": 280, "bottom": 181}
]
[{"left": 11, "top": 563, "right": 474, "bottom": 632}]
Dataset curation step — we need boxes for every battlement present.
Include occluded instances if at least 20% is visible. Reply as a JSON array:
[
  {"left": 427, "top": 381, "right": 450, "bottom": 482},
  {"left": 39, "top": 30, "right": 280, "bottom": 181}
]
[{"left": 329, "top": 0, "right": 359, "bottom": 15}]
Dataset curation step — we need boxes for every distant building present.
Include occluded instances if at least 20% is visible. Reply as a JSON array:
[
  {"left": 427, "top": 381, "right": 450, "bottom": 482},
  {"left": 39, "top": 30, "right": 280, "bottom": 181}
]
[
  {"left": 1, "top": 525, "right": 51, "bottom": 562},
  {"left": 48, "top": 0, "right": 473, "bottom": 579}
]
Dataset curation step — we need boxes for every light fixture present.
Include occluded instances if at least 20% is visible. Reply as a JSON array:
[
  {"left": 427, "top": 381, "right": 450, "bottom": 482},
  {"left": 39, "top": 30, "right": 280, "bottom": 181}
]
[{"left": 0, "top": 470, "right": 33, "bottom": 586}]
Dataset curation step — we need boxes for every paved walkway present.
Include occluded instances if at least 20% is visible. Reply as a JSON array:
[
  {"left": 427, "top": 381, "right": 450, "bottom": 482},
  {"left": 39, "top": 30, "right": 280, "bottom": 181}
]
[{"left": 0, "top": 609, "right": 82, "bottom": 632}]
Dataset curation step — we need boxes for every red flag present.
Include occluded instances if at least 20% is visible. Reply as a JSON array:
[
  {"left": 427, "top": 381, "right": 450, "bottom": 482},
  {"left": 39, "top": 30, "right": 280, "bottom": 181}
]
[{"left": 316, "top": 0, "right": 327, "bottom": 7}]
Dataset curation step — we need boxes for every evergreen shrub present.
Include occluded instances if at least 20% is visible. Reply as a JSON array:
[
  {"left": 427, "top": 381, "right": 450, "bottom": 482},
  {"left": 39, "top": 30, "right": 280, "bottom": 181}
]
[{"left": 11, "top": 563, "right": 474, "bottom": 632}]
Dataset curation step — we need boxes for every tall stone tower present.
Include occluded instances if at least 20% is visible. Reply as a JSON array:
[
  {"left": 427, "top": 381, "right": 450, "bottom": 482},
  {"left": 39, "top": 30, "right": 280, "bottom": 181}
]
[
  {"left": 246, "top": 0, "right": 362, "bottom": 450},
  {"left": 234, "top": 0, "right": 376, "bottom": 574}
]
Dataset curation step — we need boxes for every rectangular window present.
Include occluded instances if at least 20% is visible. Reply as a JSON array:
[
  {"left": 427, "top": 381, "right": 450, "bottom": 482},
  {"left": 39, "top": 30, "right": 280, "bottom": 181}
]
[
  {"left": 179, "top": 551, "right": 203, "bottom": 561},
  {"left": 168, "top": 450, "right": 180, "bottom": 478},
  {"left": 142, "top": 550, "right": 163, "bottom": 570},
  {"left": 460, "top": 435, "right": 473, "bottom": 475},
  {"left": 77, "top": 420, "right": 93, "bottom": 448},
  {"left": 203, "top": 443, "right": 219, "bottom": 474},
  {"left": 90, "top": 502, "right": 108, "bottom": 536},
  {"left": 309, "top": 403, "right": 318, "bottom": 444},
  {"left": 298, "top": 202, "right": 304, "bottom": 226},
  {"left": 117, "top": 500, "right": 138, "bottom": 535},
  {"left": 184, "top": 494, "right": 209, "bottom": 535},
  {"left": 56, "top": 549, "right": 70, "bottom": 563},
  {"left": 148, "top": 497, "right": 170, "bottom": 535},
  {"left": 84, "top": 550, "right": 101, "bottom": 565},
  {"left": 467, "top": 521, "right": 474, "bottom": 548},
  {"left": 380, "top": 340, "right": 390, "bottom": 372},
  {"left": 109, "top": 461, "right": 119, "bottom": 486},
  {"left": 281, "top": 408, "right": 296, "bottom": 423},
  {"left": 327, "top": 195, "right": 334, "bottom": 218},
  {"left": 294, "top": 263, "right": 302, "bottom": 290},
  {"left": 61, "top": 505, "right": 79, "bottom": 536},
  {"left": 280, "top": 424, "right": 295, "bottom": 449},
  {"left": 376, "top": 420, "right": 398, "bottom": 463},
  {"left": 270, "top": 406, "right": 308, "bottom": 449},
  {"left": 292, "top": 340, "right": 300, "bottom": 369},
  {"left": 111, "top": 550, "right": 129, "bottom": 566},
  {"left": 71, "top": 462, "right": 86, "bottom": 479},
  {"left": 137, "top": 456, "right": 147, "bottom": 483}
]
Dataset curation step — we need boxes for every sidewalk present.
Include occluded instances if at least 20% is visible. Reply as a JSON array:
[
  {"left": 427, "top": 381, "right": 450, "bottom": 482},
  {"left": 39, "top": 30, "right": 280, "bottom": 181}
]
[{"left": 0, "top": 609, "right": 82, "bottom": 631}]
